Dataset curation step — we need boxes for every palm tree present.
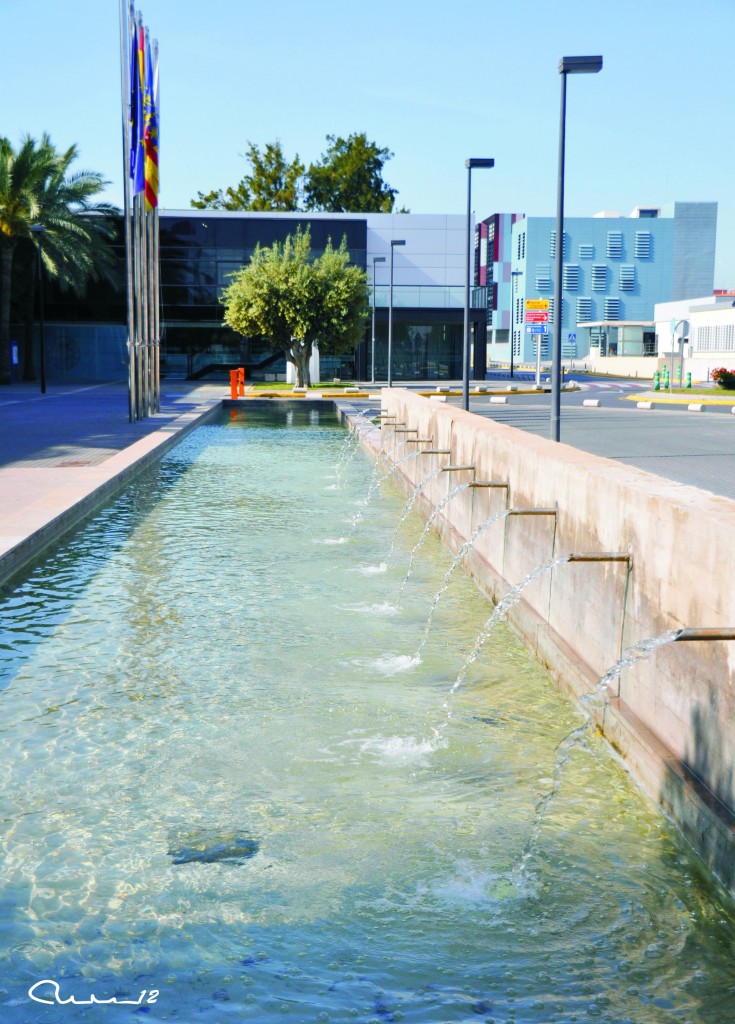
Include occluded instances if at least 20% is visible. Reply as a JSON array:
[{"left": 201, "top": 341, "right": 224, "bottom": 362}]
[
  {"left": 0, "top": 134, "right": 56, "bottom": 383},
  {"left": 0, "top": 134, "right": 119, "bottom": 383},
  {"left": 21, "top": 145, "right": 120, "bottom": 379}
]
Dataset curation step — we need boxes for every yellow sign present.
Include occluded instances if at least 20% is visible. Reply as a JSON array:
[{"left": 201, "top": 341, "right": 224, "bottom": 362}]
[{"left": 525, "top": 299, "right": 550, "bottom": 311}]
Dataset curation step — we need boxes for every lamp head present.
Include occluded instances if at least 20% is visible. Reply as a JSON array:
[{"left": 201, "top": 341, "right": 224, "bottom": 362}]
[
  {"left": 373, "top": 256, "right": 386, "bottom": 263},
  {"left": 465, "top": 158, "right": 495, "bottom": 170},
  {"left": 390, "top": 239, "right": 406, "bottom": 247},
  {"left": 559, "top": 55, "right": 603, "bottom": 74}
]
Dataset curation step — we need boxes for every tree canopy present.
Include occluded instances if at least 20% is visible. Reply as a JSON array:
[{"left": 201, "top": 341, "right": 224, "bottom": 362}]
[
  {"left": 304, "top": 133, "right": 397, "bottom": 213},
  {"left": 221, "top": 227, "right": 368, "bottom": 387},
  {"left": 0, "top": 134, "right": 118, "bottom": 383},
  {"left": 192, "top": 133, "right": 402, "bottom": 213},
  {"left": 191, "top": 141, "right": 304, "bottom": 211}
]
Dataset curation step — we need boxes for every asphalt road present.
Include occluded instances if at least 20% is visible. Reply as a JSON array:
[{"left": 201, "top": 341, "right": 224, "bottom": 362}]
[{"left": 463, "top": 380, "right": 735, "bottom": 501}]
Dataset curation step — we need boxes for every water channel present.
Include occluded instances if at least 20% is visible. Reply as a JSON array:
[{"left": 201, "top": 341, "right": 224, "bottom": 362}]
[{"left": 0, "top": 406, "right": 733, "bottom": 1022}]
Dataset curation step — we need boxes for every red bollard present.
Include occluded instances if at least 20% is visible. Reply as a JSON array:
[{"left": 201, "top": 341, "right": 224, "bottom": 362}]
[
  {"left": 229, "top": 369, "right": 238, "bottom": 401},
  {"left": 237, "top": 367, "right": 245, "bottom": 397}
]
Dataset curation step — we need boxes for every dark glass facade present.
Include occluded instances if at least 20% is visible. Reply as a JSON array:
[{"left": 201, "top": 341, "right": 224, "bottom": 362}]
[{"left": 33, "top": 213, "right": 485, "bottom": 383}]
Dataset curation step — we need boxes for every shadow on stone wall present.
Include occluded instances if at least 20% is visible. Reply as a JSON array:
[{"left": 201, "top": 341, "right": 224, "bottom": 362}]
[{"left": 659, "top": 679, "right": 735, "bottom": 893}]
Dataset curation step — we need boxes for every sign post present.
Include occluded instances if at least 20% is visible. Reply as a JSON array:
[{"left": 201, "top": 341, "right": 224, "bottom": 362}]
[{"left": 525, "top": 300, "right": 550, "bottom": 388}]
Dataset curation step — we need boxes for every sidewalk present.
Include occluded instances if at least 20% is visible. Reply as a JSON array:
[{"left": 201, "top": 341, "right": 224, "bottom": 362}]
[{"left": 0, "top": 380, "right": 225, "bottom": 584}]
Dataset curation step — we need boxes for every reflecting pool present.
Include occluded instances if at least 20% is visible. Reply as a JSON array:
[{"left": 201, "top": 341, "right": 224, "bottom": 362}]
[{"left": 0, "top": 407, "right": 734, "bottom": 1023}]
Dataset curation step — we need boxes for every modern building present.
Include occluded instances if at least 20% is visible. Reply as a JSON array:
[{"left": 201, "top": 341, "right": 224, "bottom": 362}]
[
  {"left": 36, "top": 211, "right": 487, "bottom": 384},
  {"left": 479, "top": 202, "right": 717, "bottom": 371},
  {"left": 654, "top": 292, "right": 735, "bottom": 382}
]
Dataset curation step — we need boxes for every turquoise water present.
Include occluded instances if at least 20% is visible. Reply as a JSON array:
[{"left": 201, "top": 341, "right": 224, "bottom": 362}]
[{"left": 0, "top": 406, "right": 734, "bottom": 1023}]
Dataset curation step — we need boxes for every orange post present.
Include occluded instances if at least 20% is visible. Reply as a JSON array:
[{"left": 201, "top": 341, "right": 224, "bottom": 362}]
[
  {"left": 237, "top": 367, "right": 245, "bottom": 396},
  {"left": 229, "top": 369, "right": 238, "bottom": 401}
]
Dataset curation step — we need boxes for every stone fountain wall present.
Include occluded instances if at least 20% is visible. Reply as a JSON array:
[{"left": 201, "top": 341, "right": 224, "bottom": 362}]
[{"left": 371, "top": 389, "right": 735, "bottom": 892}]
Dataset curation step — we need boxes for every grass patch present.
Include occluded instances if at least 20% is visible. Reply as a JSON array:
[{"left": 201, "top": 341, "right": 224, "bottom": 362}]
[
  {"left": 248, "top": 381, "right": 358, "bottom": 391},
  {"left": 655, "top": 386, "right": 735, "bottom": 396}
]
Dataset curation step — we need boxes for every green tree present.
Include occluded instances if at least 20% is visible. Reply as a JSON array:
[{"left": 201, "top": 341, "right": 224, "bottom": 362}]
[
  {"left": 0, "top": 134, "right": 118, "bottom": 383},
  {"left": 191, "top": 141, "right": 304, "bottom": 211},
  {"left": 304, "top": 133, "right": 398, "bottom": 213},
  {"left": 0, "top": 134, "right": 55, "bottom": 383},
  {"left": 222, "top": 228, "right": 368, "bottom": 387},
  {"left": 22, "top": 149, "right": 119, "bottom": 379}
]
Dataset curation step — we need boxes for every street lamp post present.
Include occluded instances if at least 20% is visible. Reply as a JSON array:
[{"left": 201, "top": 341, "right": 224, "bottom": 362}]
[
  {"left": 463, "top": 158, "right": 494, "bottom": 411},
  {"left": 31, "top": 224, "right": 47, "bottom": 395},
  {"left": 388, "top": 240, "right": 405, "bottom": 387},
  {"left": 509, "top": 269, "right": 522, "bottom": 379},
  {"left": 371, "top": 256, "right": 386, "bottom": 384},
  {"left": 551, "top": 55, "right": 602, "bottom": 441}
]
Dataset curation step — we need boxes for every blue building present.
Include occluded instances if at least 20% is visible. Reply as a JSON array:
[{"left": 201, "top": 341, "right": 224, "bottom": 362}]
[{"left": 483, "top": 202, "right": 717, "bottom": 367}]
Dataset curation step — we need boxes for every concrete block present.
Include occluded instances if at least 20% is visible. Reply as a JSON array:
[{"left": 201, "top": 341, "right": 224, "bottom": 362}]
[
  {"left": 687, "top": 403, "right": 704, "bottom": 412},
  {"left": 506, "top": 385, "right": 518, "bottom": 392},
  {"left": 637, "top": 401, "right": 654, "bottom": 409},
  {"left": 582, "top": 399, "right": 601, "bottom": 407},
  {"left": 435, "top": 386, "right": 450, "bottom": 393},
  {"left": 429, "top": 395, "right": 447, "bottom": 402},
  {"left": 489, "top": 396, "right": 508, "bottom": 405}
]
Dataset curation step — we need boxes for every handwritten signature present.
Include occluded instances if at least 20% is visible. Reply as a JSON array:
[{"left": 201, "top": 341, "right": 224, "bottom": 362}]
[{"left": 28, "top": 980, "right": 159, "bottom": 1006}]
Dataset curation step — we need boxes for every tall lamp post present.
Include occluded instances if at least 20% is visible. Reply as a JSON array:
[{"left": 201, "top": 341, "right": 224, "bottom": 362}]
[
  {"left": 31, "top": 224, "right": 47, "bottom": 395},
  {"left": 509, "top": 269, "right": 522, "bottom": 379},
  {"left": 463, "top": 158, "right": 494, "bottom": 411},
  {"left": 551, "top": 55, "right": 602, "bottom": 441},
  {"left": 371, "top": 255, "right": 386, "bottom": 384},
  {"left": 388, "top": 239, "right": 405, "bottom": 387}
]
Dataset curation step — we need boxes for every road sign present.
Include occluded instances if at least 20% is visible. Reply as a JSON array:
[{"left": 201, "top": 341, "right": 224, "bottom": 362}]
[
  {"left": 525, "top": 299, "right": 550, "bottom": 312},
  {"left": 525, "top": 311, "right": 549, "bottom": 324},
  {"left": 525, "top": 324, "right": 549, "bottom": 335},
  {"left": 567, "top": 332, "right": 576, "bottom": 343}
]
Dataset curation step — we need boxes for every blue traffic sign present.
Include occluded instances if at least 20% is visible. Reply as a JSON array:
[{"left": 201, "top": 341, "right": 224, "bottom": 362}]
[
  {"left": 567, "top": 332, "right": 577, "bottom": 343},
  {"left": 525, "top": 324, "right": 549, "bottom": 335}
]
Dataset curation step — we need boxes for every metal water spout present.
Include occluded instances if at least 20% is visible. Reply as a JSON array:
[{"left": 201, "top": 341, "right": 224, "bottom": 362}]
[
  {"left": 507, "top": 507, "right": 557, "bottom": 517},
  {"left": 673, "top": 628, "right": 735, "bottom": 642},
  {"left": 441, "top": 464, "right": 476, "bottom": 474},
  {"left": 567, "top": 551, "right": 632, "bottom": 564},
  {"left": 420, "top": 449, "right": 452, "bottom": 456},
  {"left": 405, "top": 437, "right": 434, "bottom": 445}
]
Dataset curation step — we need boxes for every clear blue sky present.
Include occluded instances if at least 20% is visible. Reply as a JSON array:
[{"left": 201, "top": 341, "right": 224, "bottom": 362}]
[{"left": 3, "top": 0, "right": 734, "bottom": 285}]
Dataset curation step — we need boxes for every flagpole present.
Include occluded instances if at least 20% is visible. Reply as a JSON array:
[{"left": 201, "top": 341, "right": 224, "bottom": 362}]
[
  {"left": 152, "top": 39, "right": 161, "bottom": 412},
  {"left": 119, "top": 0, "right": 137, "bottom": 421}
]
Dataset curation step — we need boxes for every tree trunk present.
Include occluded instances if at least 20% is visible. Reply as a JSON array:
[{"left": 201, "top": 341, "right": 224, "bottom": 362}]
[
  {"left": 0, "top": 239, "right": 17, "bottom": 384},
  {"left": 288, "top": 338, "right": 312, "bottom": 388},
  {"left": 22, "top": 266, "right": 37, "bottom": 381}
]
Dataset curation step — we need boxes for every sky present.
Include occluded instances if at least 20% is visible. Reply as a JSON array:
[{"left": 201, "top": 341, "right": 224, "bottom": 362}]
[{"left": 2, "top": 0, "right": 734, "bottom": 285}]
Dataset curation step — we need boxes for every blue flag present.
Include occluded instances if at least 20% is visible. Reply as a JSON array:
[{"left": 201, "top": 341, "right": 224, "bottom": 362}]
[{"left": 129, "top": 20, "right": 145, "bottom": 195}]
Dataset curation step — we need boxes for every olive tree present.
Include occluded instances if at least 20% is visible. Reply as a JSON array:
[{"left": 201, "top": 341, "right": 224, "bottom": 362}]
[{"left": 222, "top": 228, "right": 368, "bottom": 387}]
